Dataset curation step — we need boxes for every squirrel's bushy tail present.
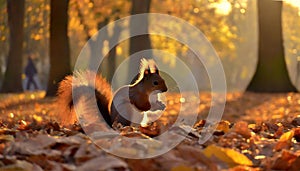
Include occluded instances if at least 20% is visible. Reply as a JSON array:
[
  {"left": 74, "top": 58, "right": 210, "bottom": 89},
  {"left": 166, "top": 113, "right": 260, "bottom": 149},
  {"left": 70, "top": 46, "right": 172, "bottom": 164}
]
[{"left": 57, "top": 71, "right": 112, "bottom": 126}]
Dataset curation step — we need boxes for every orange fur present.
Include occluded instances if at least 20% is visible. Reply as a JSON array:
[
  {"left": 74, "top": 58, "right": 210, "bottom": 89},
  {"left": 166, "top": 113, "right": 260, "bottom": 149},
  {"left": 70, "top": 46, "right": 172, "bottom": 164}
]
[{"left": 56, "top": 71, "right": 112, "bottom": 126}]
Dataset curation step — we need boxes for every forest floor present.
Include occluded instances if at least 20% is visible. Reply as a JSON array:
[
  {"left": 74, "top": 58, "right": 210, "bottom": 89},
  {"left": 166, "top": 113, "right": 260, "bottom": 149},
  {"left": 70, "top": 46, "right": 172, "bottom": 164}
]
[{"left": 0, "top": 91, "right": 300, "bottom": 171}]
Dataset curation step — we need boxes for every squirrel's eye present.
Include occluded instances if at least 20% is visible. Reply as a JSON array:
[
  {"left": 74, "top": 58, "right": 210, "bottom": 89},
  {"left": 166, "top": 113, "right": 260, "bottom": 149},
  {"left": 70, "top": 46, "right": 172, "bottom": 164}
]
[{"left": 153, "top": 80, "right": 159, "bottom": 86}]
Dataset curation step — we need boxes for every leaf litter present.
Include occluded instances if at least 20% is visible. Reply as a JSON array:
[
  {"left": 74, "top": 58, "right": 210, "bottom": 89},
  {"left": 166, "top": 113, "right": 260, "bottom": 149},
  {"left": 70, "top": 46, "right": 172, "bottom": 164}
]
[{"left": 0, "top": 91, "right": 299, "bottom": 170}]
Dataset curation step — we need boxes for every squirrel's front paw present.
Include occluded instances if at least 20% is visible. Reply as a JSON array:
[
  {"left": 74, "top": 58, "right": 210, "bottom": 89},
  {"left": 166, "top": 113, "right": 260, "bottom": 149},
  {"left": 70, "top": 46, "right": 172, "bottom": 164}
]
[
  {"left": 149, "top": 91, "right": 166, "bottom": 111},
  {"left": 151, "top": 100, "right": 166, "bottom": 111}
]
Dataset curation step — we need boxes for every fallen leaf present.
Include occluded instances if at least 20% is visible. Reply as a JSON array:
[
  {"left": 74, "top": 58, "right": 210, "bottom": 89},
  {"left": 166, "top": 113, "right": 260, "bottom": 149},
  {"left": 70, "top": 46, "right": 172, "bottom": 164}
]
[
  {"left": 233, "top": 121, "right": 252, "bottom": 139},
  {"left": 126, "top": 158, "right": 159, "bottom": 171},
  {"left": 0, "top": 160, "right": 43, "bottom": 171},
  {"left": 293, "top": 127, "right": 300, "bottom": 142},
  {"left": 12, "top": 134, "right": 57, "bottom": 155},
  {"left": 177, "top": 145, "right": 217, "bottom": 171},
  {"left": 0, "top": 135, "right": 14, "bottom": 143},
  {"left": 157, "top": 150, "right": 189, "bottom": 171},
  {"left": 274, "top": 130, "right": 294, "bottom": 151},
  {"left": 139, "top": 123, "right": 160, "bottom": 137},
  {"left": 290, "top": 156, "right": 300, "bottom": 170},
  {"left": 76, "top": 156, "right": 128, "bottom": 171},
  {"left": 216, "top": 120, "right": 230, "bottom": 133},
  {"left": 203, "top": 144, "right": 253, "bottom": 167},
  {"left": 272, "top": 150, "right": 297, "bottom": 170},
  {"left": 171, "top": 165, "right": 194, "bottom": 171},
  {"left": 229, "top": 165, "right": 261, "bottom": 171},
  {"left": 110, "top": 147, "right": 138, "bottom": 157},
  {"left": 278, "top": 130, "right": 294, "bottom": 142},
  {"left": 291, "top": 117, "right": 300, "bottom": 127}
]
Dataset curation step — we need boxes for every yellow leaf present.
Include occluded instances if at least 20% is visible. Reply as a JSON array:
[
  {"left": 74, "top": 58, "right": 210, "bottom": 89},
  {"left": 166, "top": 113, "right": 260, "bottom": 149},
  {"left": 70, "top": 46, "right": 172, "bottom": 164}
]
[
  {"left": 216, "top": 120, "right": 230, "bottom": 133},
  {"left": 33, "top": 114, "right": 43, "bottom": 122},
  {"left": 279, "top": 130, "right": 294, "bottom": 142},
  {"left": 203, "top": 145, "right": 253, "bottom": 167},
  {"left": 274, "top": 130, "right": 295, "bottom": 151},
  {"left": 0, "top": 135, "right": 14, "bottom": 142},
  {"left": 171, "top": 165, "right": 194, "bottom": 171}
]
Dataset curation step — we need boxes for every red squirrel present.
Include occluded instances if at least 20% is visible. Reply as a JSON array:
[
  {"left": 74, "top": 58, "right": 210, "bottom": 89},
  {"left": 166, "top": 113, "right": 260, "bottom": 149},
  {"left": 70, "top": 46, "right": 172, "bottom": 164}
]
[{"left": 57, "top": 58, "right": 168, "bottom": 127}]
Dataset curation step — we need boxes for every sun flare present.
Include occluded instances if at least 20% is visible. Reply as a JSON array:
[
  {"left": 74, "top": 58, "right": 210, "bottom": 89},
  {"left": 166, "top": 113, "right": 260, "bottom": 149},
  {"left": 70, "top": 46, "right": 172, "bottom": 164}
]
[
  {"left": 211, "top": 0, "right": 232, "bottom": 15},
  {"left": 284, "top": 0, "right": 300, "bottom": 9}
]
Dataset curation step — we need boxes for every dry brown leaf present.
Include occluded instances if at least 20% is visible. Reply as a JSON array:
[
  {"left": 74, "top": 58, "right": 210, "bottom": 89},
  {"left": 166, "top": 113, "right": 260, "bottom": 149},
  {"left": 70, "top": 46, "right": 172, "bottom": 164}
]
[
  {"left": 47, "top": 160, "right": 64, "bottom": 171},
  {"left": 292, "top": 117, "right": 300, "bottom": 127},
  {"left": 76, "top": 156, "right": 128, "bottom": 171},
  {"left": 110, "top": 147, "right": 138, "bottom": 157},
  {"left": 26, "top": 155, "right": 49, "bottom": 169},
  {"left": 171, "top": 165, "right": 194, "bottom": 171},
  {"left": 0, "top": 160, "right": 43, "bottom": 171},
  {"left": 229, "top": 165, "right": 261, "bottom": 171},
  {"left": 293, "top": 127, "right": 300, "bottom": 142},
  {"left": 74, "top": 143, "right": 96, "bottom": 165},
  {"left": 126, "top": 158, "right": 159, "bottom": 171},
  {"left": 271, "top": 150, "right": 297, "bottom": 170},
  {"left": 177, "top": 145, "right": 217, "bottom": 171},
  {"left": 289, "top": 156, "right": 300, "bottom": 170},
  {"left": 216, "top": 120, "right": 230, "bottom": 133},
  {"left": 156, "top": 150, "right": 189, "bottom": 171},
  {"left": 233, "top": 121, "right": 252, "bottom": 139},
  {"left": 12, "top": 134, "right": 57, "bottom": 155},
  {"left": 139, "top": 123, "right": 160, "bottom": 137},
  {"left": 0, "top": 155, "right": 17, "bottom": 166},
  {"left": 56, "top": 133, "right": 86, "bottom": 145}
]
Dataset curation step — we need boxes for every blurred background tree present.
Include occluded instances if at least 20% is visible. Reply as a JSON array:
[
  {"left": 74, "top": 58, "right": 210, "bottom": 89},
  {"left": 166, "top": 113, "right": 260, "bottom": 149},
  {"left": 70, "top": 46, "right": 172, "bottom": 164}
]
[
  {"left": 247, "top": 0, "right": 297, "bottom": 92},
  {"left": 1, "top": 0, "right": 25, "bottom": 93},
  {"left": 282, "top": 1, "right": 300, "bottom": 91},
  {"left": 46, "top": 0, "right": 71, "bottom": 96},
  {"left": 128, "top": 0, "right": 152, "bottom": 81}
]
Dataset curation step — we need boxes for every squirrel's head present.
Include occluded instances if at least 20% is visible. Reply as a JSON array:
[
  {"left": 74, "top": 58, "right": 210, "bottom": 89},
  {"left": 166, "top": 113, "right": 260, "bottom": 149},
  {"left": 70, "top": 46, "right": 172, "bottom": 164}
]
[{"left": 131, "top": 58, "right": 168, "bottom": 94}]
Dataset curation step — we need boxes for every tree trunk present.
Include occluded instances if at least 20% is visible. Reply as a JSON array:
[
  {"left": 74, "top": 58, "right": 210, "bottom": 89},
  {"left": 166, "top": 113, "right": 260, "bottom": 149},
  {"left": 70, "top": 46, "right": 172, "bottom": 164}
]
[
  {"left": 106, "top": 20, "right": 121, "bottom": 82},
  {"left": 90, "top": 19, "right": 109, "bottom": 72},
  {"left": 46, "top": 0, "right": 71, "bottom": 96},
  {"left": 1, "top": 0, "right": 25, "bottom": 93},
  {"left": 128, "top": 0, "right": 152, "bottom": 81},
  {"left": 247, "top": 0, "right": 297, "bottom": 92}
]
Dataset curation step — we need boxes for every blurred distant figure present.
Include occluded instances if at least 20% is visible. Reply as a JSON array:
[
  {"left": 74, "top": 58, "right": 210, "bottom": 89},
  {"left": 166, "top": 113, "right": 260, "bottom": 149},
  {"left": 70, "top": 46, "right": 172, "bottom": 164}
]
[{"left": 25, "top": 56, "right": 38, "bottom": 90}]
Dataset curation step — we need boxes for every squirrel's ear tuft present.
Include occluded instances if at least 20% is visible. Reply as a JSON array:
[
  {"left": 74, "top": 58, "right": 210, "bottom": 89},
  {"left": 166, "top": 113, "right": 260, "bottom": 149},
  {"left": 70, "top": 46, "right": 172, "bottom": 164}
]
[
  {"left": 154, "top": 65, "right": 159, "bottom": 74},
  {"left": 144, "top": 66, "right": 151, "bottom": 75},
  {"left": 139, "top": 57, "right": 159, "bottom": 76}
]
